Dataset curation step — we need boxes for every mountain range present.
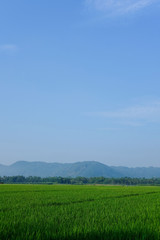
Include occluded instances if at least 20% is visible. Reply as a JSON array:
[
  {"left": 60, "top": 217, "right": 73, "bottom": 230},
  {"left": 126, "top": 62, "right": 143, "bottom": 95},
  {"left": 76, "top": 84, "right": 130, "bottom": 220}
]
[{"left": 0, "top": 161, "right": 160, "bottom": 178}]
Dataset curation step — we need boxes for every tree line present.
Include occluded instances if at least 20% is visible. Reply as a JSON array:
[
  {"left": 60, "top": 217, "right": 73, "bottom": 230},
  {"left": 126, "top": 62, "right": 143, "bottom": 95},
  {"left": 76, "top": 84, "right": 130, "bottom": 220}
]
[{"left": 1, "top": 176, "right": 160, "bottom": 185}]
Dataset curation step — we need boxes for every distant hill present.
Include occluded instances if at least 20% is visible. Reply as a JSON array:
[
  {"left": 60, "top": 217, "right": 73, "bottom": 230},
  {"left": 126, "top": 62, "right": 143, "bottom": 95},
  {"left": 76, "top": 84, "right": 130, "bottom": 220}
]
[
  {"left": 111, "top": 166, "right": 160, "bottom": 178},
  {"left": 0, "top": 161, "right": 160, "bottom": 178}
]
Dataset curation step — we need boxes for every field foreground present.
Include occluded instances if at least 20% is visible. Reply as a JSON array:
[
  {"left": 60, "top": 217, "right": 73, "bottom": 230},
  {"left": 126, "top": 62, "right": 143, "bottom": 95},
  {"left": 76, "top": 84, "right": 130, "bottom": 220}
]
[{"left": 0, "top": 185, "right": 160, "bottom": 240}]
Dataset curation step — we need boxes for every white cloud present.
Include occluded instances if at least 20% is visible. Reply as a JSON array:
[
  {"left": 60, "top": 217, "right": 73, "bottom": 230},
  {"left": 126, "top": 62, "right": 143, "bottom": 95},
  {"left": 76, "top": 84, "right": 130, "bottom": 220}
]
[
  {"left": 85, "top": 0, "right": 158, "bottom": 15},
  {"left": 87, "top": 101, "right": 160, "bottom": 126},
  {"left": 0, "top": 44, "right": 17, "bottom": 53}
]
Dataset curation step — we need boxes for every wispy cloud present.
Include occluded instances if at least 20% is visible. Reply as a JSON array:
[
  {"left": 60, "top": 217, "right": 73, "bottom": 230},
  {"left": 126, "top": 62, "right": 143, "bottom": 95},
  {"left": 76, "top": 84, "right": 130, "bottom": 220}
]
[
  {"left": 85, "top": 0, "right": 158, "bottom": 15},
  {"left": 86, "top": 101, "right": 160, "bottom": 126},
  {"left": 0, "top": 44, "right": 17, "bottom": 53}
]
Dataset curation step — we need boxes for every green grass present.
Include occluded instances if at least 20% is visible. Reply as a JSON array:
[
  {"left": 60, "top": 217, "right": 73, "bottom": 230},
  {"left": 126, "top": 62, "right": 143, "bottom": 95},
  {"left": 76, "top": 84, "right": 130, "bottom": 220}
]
[{"left": 0, "top": 185, "right": 160, "bottom": 240}]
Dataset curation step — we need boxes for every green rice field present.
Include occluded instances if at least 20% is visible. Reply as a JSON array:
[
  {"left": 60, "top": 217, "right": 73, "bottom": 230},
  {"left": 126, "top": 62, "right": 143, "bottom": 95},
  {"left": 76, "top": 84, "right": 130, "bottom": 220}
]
[{"left": 0, "top": 184, "right": 160, "bottom": 240}]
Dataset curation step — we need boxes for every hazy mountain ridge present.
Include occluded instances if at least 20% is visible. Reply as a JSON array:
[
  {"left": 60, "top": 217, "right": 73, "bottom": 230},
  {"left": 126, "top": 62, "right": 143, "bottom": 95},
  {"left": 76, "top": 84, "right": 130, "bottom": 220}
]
[{"left": 0, "top": 161, "right": 160, "bottom": 178}]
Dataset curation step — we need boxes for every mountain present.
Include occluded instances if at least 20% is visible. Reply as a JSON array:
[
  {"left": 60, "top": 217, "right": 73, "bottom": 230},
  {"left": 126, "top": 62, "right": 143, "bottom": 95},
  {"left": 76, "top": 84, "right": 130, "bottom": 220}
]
[
  {"left": 0, "top": 161, "right": 160, "bottom": 178},
  {"left": 111, "top": 166, "right": 160, "bottom": 178},
  {"left": 0, "top": 161, "right": 120, "bottom": 178}
]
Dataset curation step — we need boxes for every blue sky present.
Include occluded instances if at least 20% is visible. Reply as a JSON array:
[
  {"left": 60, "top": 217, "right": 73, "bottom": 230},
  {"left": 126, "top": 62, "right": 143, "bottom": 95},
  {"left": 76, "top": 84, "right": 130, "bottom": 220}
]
[{"left": 0, "top": 0, "right": 160, "bottom": 166}]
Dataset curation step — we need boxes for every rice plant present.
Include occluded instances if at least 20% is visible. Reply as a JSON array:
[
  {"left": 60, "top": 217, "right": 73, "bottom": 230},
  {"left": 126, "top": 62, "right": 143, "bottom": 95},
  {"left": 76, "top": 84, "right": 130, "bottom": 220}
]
[{"left": 0, "top": 185, "right": 160, "bottom": 240}]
